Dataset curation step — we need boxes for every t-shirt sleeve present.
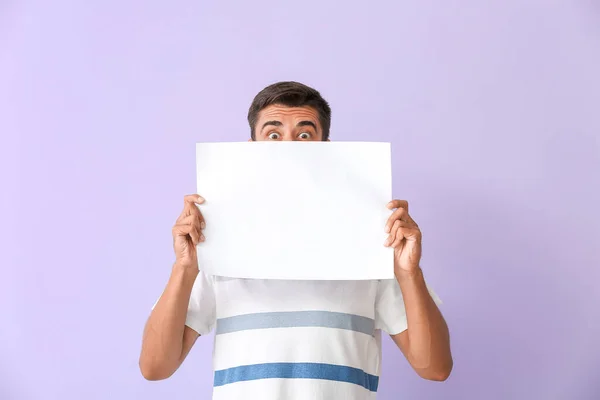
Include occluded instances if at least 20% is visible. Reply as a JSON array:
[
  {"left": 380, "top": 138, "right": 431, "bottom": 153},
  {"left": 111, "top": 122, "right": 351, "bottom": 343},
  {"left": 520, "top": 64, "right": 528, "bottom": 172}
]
[
  {"left": 151, "top": 271, "right": 216, "bottom": 336},
  {"left": 374, "top": 278, "right": 443, "bottom": 336},
  {"left": 185, "top": 271, "right": 216, "bottom": 335}
]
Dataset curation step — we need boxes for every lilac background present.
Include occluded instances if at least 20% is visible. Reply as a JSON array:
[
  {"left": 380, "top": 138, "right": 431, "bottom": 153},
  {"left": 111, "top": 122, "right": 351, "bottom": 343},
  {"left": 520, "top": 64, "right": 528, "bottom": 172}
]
[{"left": 2, "top": 1, "right": 600, "bottom": 399}]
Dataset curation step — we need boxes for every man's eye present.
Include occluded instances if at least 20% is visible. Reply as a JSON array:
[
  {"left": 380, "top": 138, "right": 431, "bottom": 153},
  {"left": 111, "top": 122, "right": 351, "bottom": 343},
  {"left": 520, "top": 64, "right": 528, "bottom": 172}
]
[
  {"left": 298, "top": 132, "right": 311, "bottom": 139},
  {"left": 268, "top": 132, "right": 281, "bottom": 140}
]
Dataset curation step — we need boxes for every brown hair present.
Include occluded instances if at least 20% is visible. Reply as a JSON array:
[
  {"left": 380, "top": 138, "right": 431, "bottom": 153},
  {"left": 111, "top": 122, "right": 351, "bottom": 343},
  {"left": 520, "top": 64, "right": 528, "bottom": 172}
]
[{"left": 248, "top": 81, "right": 331, "bottom": 140}]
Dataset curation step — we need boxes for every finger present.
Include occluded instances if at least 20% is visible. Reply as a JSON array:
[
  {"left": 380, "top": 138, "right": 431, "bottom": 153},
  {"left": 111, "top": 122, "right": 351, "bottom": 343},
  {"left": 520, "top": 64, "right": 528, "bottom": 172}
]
[
  {"left": 391, "top": 228, "right": 408, "bottom": 248},
  {"left": 184, "top": 194, "right": 205, "bottom": 205},
  {"left": 178, "top": 196, "right": 206, "bottom": 223},
  {"left": 174, "top": 215, "right": 202, "bottom": 239},
  {"left": 394, "top": 227, "right": 421, "bottom": 247},
  {"left": 173, "top": 223, "right": 195, "bottom": 241},
  {"left": 192, "top": 207, "right": 205, "bottom": 230},
  {"left": 187, "top": 203, "right": 205, "bottom": 228},
  {"left": 188, "top": 225, "right": 201, "bottom": 245},
  {"left": 183, "top": 194, "right": 205, "bottom": 218},
  {"left": 387, "top": 199, "right": 409, "bottom": 212},
  {"left": 178, "top": 205, "right": 204, "bottom": 227},
  {"left": 385, "top": 207, "right": 409, "bottom": 233},
  {"left": 385, "top": 220, "right": 402, "bottom": 246},
  {"left": 184, "top": 213, "right": 205, "bottom": 242},
  {"left": 408, "top": 215, "right": 418, "bottom": 228},
  {"left": 177, "top": 214, "right": 201, "bottom": 228},
  {"left": 173, "top": 223, "right": 202, "bottom": 245}
]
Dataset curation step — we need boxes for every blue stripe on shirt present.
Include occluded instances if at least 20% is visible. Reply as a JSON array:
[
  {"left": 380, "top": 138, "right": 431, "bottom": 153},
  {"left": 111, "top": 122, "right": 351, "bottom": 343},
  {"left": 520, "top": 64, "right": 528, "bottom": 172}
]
[
  {"left": 216, "top": 310, "right": 375, "bottom": 336},
  {"left": 213, "top": 362, "right": 379, "bottom": 392}
]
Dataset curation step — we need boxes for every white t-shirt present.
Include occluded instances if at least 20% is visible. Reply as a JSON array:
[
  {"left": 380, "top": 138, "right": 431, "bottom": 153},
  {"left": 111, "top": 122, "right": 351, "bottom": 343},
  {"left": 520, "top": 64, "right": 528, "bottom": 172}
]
[{"left": 185, "top": 273, "right": 441, "bottom": 400}]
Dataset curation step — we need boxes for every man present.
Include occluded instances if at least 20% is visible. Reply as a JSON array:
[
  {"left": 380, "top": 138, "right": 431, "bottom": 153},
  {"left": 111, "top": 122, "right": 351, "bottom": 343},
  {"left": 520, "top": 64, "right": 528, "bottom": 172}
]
[{"left": 139, "top": 81, "right": 452, "bottom": 399}]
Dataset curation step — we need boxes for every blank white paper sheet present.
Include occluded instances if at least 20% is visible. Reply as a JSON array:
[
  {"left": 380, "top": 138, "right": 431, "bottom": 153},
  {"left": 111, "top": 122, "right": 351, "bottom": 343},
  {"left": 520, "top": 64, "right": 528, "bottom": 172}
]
[{"left": 195, "top": 141, "right": 393, "bottom": 280}]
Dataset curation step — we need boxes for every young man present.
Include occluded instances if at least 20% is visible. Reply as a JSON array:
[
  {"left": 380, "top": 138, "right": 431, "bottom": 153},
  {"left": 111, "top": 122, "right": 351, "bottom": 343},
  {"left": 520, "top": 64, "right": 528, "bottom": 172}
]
[{"left": 139, "top": 82, "right": 453, "bottom": 399}]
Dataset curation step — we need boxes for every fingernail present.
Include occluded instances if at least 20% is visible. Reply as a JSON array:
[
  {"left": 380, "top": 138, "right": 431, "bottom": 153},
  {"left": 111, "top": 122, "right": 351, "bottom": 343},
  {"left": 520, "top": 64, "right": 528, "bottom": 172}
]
[
  {"left": 385, "top": 225, "right": 390, "bottom": 234},
  {"left": 201, "top": 222, "right": 206, "bottom": 229}
]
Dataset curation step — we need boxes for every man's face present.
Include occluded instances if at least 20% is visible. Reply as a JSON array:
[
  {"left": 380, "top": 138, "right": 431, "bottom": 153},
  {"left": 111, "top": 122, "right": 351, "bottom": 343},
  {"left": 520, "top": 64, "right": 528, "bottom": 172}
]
[{"left": 253, "top": 105, "right": 325, "bottom": 141}]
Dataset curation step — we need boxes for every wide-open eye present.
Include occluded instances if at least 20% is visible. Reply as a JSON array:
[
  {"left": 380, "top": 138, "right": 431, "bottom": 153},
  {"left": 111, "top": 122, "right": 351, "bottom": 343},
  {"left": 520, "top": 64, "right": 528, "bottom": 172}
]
[
  {"left": 268, "top": 132, "right": 281, "bottom": 140},
  {"left": 298, "top": 132, "right": 312, "bottom": 140}
]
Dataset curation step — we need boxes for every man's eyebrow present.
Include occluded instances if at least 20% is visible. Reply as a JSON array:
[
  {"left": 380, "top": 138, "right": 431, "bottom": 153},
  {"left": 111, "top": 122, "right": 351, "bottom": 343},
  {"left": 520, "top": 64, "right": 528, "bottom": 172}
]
[
  {"left": 261, "top": 121, "right": 282, "bottom": 130},
  {"left": 297, "top": 120, "right": 317, "bottom": 130}
]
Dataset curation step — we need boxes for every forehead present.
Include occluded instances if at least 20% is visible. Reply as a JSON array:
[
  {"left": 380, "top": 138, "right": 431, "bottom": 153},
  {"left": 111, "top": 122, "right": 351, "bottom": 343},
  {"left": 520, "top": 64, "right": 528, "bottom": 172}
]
[{"left": 258, "top": 105, "right": 320, "bottom": 124}]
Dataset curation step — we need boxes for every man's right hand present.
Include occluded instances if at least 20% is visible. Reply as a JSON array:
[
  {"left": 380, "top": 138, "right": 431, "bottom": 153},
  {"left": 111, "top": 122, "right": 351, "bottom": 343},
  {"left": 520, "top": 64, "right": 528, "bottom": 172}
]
[
  {"left": 172, "top": 194, "right": 206, "bottom": 270},
  {"left": 140, "top": 194, "right": 205, "bottom": 380}
]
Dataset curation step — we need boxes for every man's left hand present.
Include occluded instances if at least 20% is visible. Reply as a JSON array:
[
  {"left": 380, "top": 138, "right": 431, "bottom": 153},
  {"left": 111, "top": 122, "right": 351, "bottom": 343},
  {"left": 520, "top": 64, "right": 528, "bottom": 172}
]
[{"left": 384, "top": 200, "right": 422, "bottom": 275}]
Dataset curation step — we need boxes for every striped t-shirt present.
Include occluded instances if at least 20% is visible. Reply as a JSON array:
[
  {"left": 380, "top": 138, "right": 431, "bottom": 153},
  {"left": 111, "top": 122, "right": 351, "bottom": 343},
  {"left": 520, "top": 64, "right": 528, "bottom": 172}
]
[{"left": 185, "top": 273, "right": 441, "bottom": 399}]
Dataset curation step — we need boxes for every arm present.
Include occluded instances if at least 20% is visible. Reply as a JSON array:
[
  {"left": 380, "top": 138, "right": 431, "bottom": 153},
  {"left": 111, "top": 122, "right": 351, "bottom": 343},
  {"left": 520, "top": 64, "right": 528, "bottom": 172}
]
[
  {"left": 384, "top": 200, "right": 453, "bottom": 381},
  {"left": 139, "top": 194, "right": 207, "bottom": 380},
  {"left": 139, "top": 265, "right": 200, "bottom": 380},
  {"left": 391, "top": 267, "right": 452, "bottom": 381}
]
